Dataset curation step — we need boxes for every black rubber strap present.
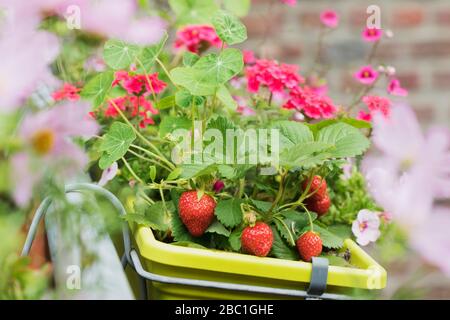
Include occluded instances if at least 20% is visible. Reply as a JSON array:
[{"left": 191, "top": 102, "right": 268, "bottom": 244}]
[{"left": 307, "top": 257, "right": 329, "bottom": 298}]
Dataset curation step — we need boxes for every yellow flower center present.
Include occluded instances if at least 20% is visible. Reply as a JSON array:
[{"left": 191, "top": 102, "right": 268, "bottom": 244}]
[{"left": 31, "top": 129, "right": 55, "bottom": 155}]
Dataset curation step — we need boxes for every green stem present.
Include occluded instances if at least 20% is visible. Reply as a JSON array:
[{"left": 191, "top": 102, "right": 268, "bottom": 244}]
[
  {"left": 269, "top": 171, "right": 286, "bottom": 213},
  {"left": 121, "top": 157, "right": 143, "bottom": 183},
  {"left": 135, "top": 57, "right": 159, "bottom": 103},
  {"left": 156, "top": 57, "right": 178, "bottom": 88},
  {"left": 300, "top": 204, "right": 315, "bottom": 232},
  {"left": 128, "top": 148, "right": 172, "bottom": 171},
  {"left": 130, "top": 144, "right": 175, "bottom": 171}
]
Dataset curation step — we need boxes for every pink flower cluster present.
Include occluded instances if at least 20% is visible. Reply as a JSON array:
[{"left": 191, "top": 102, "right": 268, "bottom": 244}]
[
  {"left": 104, "top": 71, "right": 166, "bottom": 128},
  {"left": 357, "top": 96, "right": 391, "bottom": 122},
  {"left": 174, "top": 25, "right": 223, "bottom": 54},
  {"left": 281, "top": 0, "right": 297, "bottom": 6},
  {"left": 320, "top": 10, "right": 339, "bottom": 28},
  {"left": 284, "top": 86, "right": 338, "bottom": 119},
  {"left": 246, "top": 59, "right": 304, "bottom": 94},
  {"left": 52, "top": 83, "right": 81, "bottom": 102}
]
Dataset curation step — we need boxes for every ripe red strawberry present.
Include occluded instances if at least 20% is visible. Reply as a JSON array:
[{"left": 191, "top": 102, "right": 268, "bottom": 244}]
[
  {"left": 296, "top": 231, "right": 322, "bottom": 262},
  {"left": 304, "top": 194, "right": 331, "bottom": 217},
  {"left": 302, "top": 175, "right": 327, "bottom": 200},
  {"left": 178, "top": 190, "right": 216, "bottom": 237},
  {"left": 241, "top": 222, "right": 273, "bottom": 257}
]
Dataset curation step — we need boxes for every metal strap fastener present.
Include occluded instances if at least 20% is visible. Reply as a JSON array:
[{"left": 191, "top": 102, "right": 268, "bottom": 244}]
[{"left": 306, "top": 257, "right": 329, "bottom": 299}]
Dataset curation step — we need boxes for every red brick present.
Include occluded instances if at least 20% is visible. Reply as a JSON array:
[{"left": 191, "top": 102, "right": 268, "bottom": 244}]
[
  {"left": 433, "top": 71, "right": 450, "bottom": 89},
  {"left": 391, "top": 7, "right": 425, "bottom": 28},
  {"left": 299, "top": 11, "right": 321, "bottom": 28},
  {"left": 436, "top": 10, "right": 450, "bottom": 26},
  {"left": 242, "top": 12, "right": 284, "bottom": 37},
  {"left": 411, "top": 41, "right": 450, "bottom": 58},
  {"left": 397, "top": 72, "right": 420, "bottom": 91}
]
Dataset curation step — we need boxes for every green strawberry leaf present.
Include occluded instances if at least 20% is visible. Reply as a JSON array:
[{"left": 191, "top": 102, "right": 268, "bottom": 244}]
[
  {"left": 212, "top": 10, "right": 247, "bottom": 45},
  {"left": 229, "top": 227, "right": 243, "bottom": 251},
  {"left": 215, "top": 198, "right": 243, "bottom": 228},
  {"left": 281, "top": 210, "right": 317, "bottom": 232},
  {"left": 270, "top": 226, "right": 299, "bottom": 261},
  {"left": 217, "top": 164, "right": 236, "bottom": 179},
  {"left": 317, "top": 123, "right": 370, "bottom": 159},
  {"left": 271, "top": 121, "right": 314, "bottom": 150},
  {"left": 205, "top": 220, "right": 231, "bottom": 237},
  {"left": 180, "top": 163, "right": 217, "bottom": 179},
  {"left": 274, "top": 218, "right": 296, "bottom": 247},
  {"left": 99, "top": 122, "right": 136, "bottom": 169},
  {"left": 134, "top": 200, "right": 171, "bottom": 232},
  {"left": 250, "top": 199, "right": 272, "bottom": 213},
  {"left": 103, "top": 40, "right": 141, "bottom": 70},
  {"left": 279, "top": 142, "right": 334, "bottom": 170},
  {"left": 310, "top": 224, "right": 344, "bottom": 249},
  {"left": 81, "top": 71, "right": 114, "bottom": 108}
]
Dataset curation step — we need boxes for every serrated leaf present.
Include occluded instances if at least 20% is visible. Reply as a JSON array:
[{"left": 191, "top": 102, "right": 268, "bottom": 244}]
[
  {"left": 317, "top": 123, "right": 370, "bottom": 159},
  {"left": 137, "top": 33, "right": 168, "bottom": 70},
  {"left": 183, "top": 51, "right": 200, "bottom": 66},
  {"left": 205, "top": 220, "right": 231, "bottom": 237},
  {"left": 180, "top": 163, "right": 217, "bottom": 179},
  {"left": 99, "top": 122, "right": 136, "bottom": 169},
  {"left": 280, "top": 142, "right": 334, "bottom": 169},
  {"left": 81, "top": 71, "right": 114, "bottom": 108},
  {"left": 223, "top": 0, "right": 250, "bottom": 17},
  {"left": 217, "top": 164, "right": 235, "bottom": 179},
  {"left": 229, "top": 227, "right": 242, "bottom": 251},
  {"left": 169, "top": 0, "right": 219, "bottom": 25},
  {"left": 270, "top": 226, "right": 298, "bottom": 261},
  {"left": 312, "top": 224, "right": 344, "bottom": 249},
  {"left": 250, "top": 199, "right": 272, "bottom": 213},
  {"left": 281, "top": 210, "right": 317, "bottom": 230},
  {"left": 103, "top": 40, "right": 141, "bottom": 70},
  {"left": 134, "top": 200, "right": 170, "bottom": 232},
  {"left": 159, "top": 116, "right": 191, "bottom": 138},
  {"left": 212, "top": 10, "right": 247, "bottom": 45},
  {"left": 308, "top": 118, "right": 372, "bottom": 137},
  {"left": 167, "top": 167, "right": 182, "bottom": 180},
  {"left": 272, "top": 121, "right": 314, "bottom": 150},
  {"left": 156, "top": 95, "right": 176, "bottom": 110},
  {"left": 216, "top": 85, "right": 237, "bottom": 111},
  {"left": 215, "top": 198, "right": 243, "bottom": 228},
  {"left": 274, "top": 218, "right": 296, "bottom": 247},
  {"left": 328, "top": 224, "right": 353, "bottom": 240},
  {"left": 175, "top": 89, "right": 204, "bottom": 108}
]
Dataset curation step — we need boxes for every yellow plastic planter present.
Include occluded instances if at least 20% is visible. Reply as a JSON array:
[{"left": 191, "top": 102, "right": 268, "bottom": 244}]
[{"left": 133, "top": 225, "right": 387, "bottom": 300}]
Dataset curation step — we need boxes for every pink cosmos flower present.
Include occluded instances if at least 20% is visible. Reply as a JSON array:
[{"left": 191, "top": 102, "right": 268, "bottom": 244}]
[
  {"left": 174, "top": 25, "right": 222, "bottom": 54},
  {"left": 362, "top": 96, "right": 391, "bottom": 119},
  {"left": 283, "top": 86, "right": 337, "bottom": 119},
  {"left": 98, "top": 162, "right": 119, "bottom": 187},
  {"left": 354, "top": 65, "right": 379, "bottom": 85},
  {"left": 387, "top": 78, "right": 408, "bottom": 97},
  {"left": 320, "top": 10, "right": 339, "bottom": 28},
  {"left": 281, "top": 0, "right": 297, "bottom": 6},
  {"left": 362, "top": 27, "right": 383, "bottom": 42},
  {"left": 52, "top": 83, "right": 81, "bottom": 102},
  {"left": 246, "top": 59, "right": 305, "bottom": 95},
  {"left": 12, "top": 102, "right": 99, "bottom": 206},
  {"left": 351, "top": 210, "right": 381, "bottom": 246}
]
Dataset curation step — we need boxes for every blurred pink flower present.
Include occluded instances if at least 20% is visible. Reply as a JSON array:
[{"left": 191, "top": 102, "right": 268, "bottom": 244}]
[
  {"left": 0, "top": 27, "right": 59, "bottom": 112},
  {"left": 362, "top": 96, "right": 391, "bottom": 119},
  {"left": 283, "top": 86, "right": 337, "bottom": 119},
  {"left": 12, "top": 102, "right": 99, "bottom": 206},
  {"left": 352, "top": 209, "right": 381, "bottom": 246},
  {"left": 234, "top": 96, "right": 256, "bottom": 116},
  {"left": 387, "top": 78, "right": 408, "bottom": 97},
  {"left": 52, "top": 83, "right": 81, "bottom": 102},
  {"left": 281, "top": 0, "right": 297, "bottom": 6},
  {"left": 357, "top": 110, "right": 372, "bottom": 122},
  {"left": 320, "top": 10, "right": 339, "bottom": 28},
  {"left": 84, "top": 55, "right": 107, "bottom": 72},
  {"left": 174, "top": 25, "right": 222, "bottom": 54},
  {"left": 411, "top": 207, "right": 450, "bottom": 277},
  {"left": 354, "top": 65, "right": 379, "bottom": 85},
  {"left": 98, "top": 162, "right": 119, "bottom": 187},
  {"left": 362, "top": 27, "right": 383, "bottom": 42},
  {"left": 243, "top": 50, "right": 257, "bottom": 65}
]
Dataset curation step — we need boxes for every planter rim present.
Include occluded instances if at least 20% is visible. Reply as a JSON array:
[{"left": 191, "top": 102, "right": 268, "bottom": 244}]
[{"left": 134, "top": 226, "right": 387, "bottom": 290}]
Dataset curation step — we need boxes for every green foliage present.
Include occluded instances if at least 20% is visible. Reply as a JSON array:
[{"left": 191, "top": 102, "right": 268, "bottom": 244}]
[
  {"left": 159, "top": 116, "right": 191, "bottom": 138},
  {"left": 317, "top": 123, "right": 370, "bottom": 158},
  {"left": 99, "top": 122, "right": 136, "bottom": 169},
  {"left": 169, "top": 0, "right": 219, "bottom": 25},
  {"left": 183, "top": 51, "right": 200, "bottom": 66},
  {"left": 272, "top": 120, "right": 314, "bottom": 150},
  {"left": 214, "top": 198, "right": 243, "bottom": 228},
  {"left": 206, "top": 220, "right": 231, "bottom": 237},
  {"left": 270, "top": 226, "right": 298, "bottom": 261},
  {"left": 81, "top": 71, "right": 114, "bottom": 108},
  {"left": 137, "top": 33, "right": 168, "bottom": 70},
  {"left": 212, "top": 10, "right": 247, "bottom": 45},
  {"left": 103, "top": 40, "right": 141, "bottom": 70}
]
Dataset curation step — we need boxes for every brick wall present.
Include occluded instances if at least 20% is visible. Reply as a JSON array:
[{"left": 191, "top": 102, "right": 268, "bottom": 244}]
[{"left": 242, "top": 0, "right": 450, "bottom": 127}]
